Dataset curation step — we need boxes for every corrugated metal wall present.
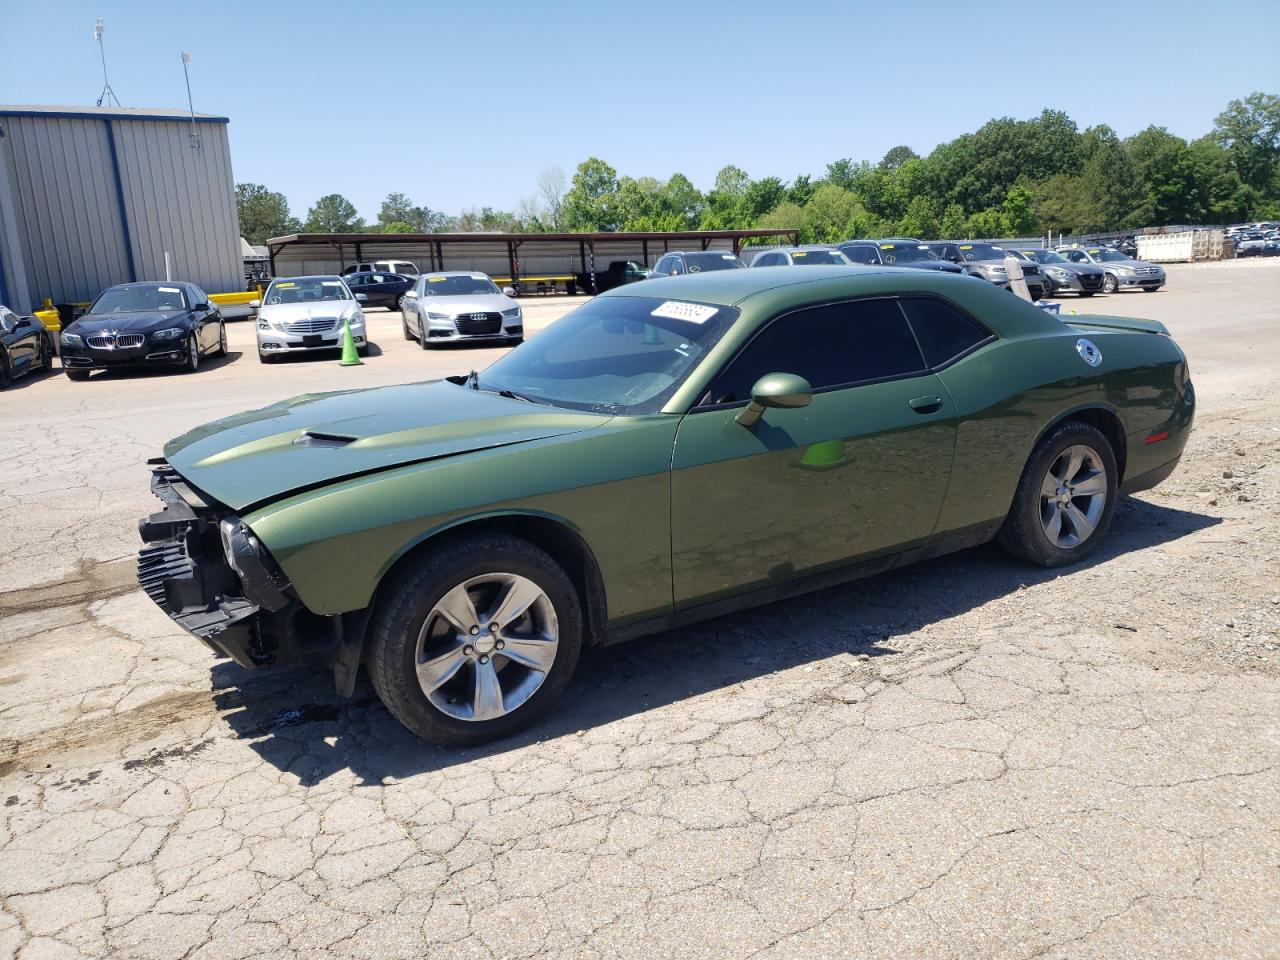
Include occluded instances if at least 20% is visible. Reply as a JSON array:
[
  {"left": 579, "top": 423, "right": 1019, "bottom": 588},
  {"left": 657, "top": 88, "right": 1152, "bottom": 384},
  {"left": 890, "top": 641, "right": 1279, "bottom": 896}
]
[
  {"left": 113, "top": 120, "right": 241, "bottom": 294},
  {"left": 0, "top": 111, "right": 242, "bottom": 310},
  {"left": 2, "top": 115, "right": 131, "bottom": 307}
]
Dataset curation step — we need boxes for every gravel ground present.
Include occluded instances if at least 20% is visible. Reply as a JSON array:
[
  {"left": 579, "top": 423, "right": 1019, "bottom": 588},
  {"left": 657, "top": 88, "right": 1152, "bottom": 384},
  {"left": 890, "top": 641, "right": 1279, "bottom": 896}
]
[{"left": 1, "top": 261, "right": 1277, "bottom": 959}]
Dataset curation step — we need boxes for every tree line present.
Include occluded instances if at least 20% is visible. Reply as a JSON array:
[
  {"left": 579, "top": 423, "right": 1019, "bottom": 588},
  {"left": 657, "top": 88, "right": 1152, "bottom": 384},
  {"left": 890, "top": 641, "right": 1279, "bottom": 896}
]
[{"left": 237, "top": 92, "right": 1279, "bottom": 246}]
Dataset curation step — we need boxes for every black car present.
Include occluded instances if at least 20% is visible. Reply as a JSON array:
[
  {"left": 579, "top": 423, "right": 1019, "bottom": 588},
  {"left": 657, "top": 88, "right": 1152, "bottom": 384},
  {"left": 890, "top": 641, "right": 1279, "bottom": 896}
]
[
  {"left": 0, "top": 306, "right": 55, "bottom": 388},
  {"left": 60, "top": 282, "right": 226, "bottom": 381},
  {"left": 650, "top": 250, "right": 746, "bottom": 276},
  {"left": 342, "top": 272, "right": 415, "bottom": 310},
  {"left": 838, "top": 239, "right": 965, "bottom": 274}
]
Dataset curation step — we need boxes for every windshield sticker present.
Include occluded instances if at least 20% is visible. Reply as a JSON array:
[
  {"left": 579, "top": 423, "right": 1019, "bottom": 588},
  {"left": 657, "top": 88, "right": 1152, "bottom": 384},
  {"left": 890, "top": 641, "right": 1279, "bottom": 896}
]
[
  {"left": 880, "top": 244, "right": 895, "bottom": 250},
  {"left": 427, "top": 277, "right": 447, "bottom": 282},
  {"left": 651, "top": 301, "right": 719, "bottom": 324},
  {"left": 792, "top": 251, "right": 807, "bottom": 257},
  {"left": 959, "top": 245, "right": 973, "bottom": 250},
  {"left": 321, "top": 281, "right": 343, "bottom": 287},
  {"left": 158, "top": 286, "right": 180, "bottom": 293},
  {"left": 277, "top": 282, "right": 297, "bottom": 288},
  {"left": 721, "top": 254, "right": 737, "bottom": 260}
]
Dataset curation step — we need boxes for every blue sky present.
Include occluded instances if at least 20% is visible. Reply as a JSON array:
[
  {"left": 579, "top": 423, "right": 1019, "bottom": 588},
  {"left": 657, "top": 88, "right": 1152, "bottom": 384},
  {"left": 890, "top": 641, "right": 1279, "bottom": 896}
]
[{"left": 2, "top": 0, "right": 1277, "bottom": 223}]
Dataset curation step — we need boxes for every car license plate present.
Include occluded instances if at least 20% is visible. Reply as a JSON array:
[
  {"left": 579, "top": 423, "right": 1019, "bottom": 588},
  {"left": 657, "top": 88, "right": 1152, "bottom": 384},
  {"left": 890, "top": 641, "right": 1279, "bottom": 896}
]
[{"left": 303, "top": 334, "right": 324, "bottom": 347}]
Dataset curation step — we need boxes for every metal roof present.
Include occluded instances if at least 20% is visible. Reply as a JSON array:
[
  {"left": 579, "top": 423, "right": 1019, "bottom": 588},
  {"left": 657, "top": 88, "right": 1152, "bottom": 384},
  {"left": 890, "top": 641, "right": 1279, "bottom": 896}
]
[
  {"left": 0, "top": 104, "right": 229, "bottom": 123},
  {"left": 266, "top": 229, "right": 797, "bottom": 247}
]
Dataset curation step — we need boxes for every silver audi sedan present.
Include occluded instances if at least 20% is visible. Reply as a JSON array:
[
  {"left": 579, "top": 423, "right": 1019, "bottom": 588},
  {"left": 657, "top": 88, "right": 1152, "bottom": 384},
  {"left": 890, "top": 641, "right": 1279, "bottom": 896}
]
[{"left": 399, "top": 272, "right": 523, "bottom": 347}]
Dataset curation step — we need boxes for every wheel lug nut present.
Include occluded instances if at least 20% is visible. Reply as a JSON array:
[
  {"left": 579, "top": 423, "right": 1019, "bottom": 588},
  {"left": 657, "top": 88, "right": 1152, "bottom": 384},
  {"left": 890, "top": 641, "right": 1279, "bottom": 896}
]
[
  {"left": 469, "top": 626, "right": 479, "bottom": 636},
  {"left": 463, "top": 645, "right": 474, "bottom": 656},
  {"left": 479, "top": 655, "right": 489, "bottom": 665},
  {"left": 489, "top": 623, "right": 499, "bottom": 632},
  {"left": 496, "top": 640, "right": 504, "bottom": 650}
]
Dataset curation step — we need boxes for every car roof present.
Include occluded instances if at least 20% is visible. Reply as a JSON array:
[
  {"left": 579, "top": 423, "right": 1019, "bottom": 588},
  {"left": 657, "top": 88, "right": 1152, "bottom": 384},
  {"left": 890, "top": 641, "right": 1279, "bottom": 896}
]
[
  {"left": 421, "top": 270, "right": 492, "bottom": 278},
  {"left": 271, "top": 274, "right": 345, "bottom": 283},
  {"left": 104, "top": 281, "right": 190, "bottom": 290},
  {"left": 600, "top": 264, "right": 910, "bottom": 307}
]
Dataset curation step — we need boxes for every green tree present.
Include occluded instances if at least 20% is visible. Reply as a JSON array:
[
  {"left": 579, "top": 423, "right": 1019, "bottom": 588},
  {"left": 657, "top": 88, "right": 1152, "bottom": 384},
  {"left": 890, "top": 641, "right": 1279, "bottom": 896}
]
[
  {"left": 1078, "top": 125, "right": 1144, "bottom": 229},
  {"left": 879, "top": 145, "right": 919, "bottom": 171},
  {"left": 304, "top": 194, "right": 364, "bottom": 233},
  {"left": 381, "top": 221, "right": 414, "bottom": 233},
  {"left": 563, "top": 157, "right": 620, "bottom": 230},
  {"left": 1213, "top": 92, "right": 1280, "bottom": 193},
  {"left": 897, "top": 194, "right": 939, "bottom": 239},
  {"left": 939, "top": 203, "right": 967, "bottom": 239},
  {"left": 235, "top": 183, "right": 299, "bottom": 244}
]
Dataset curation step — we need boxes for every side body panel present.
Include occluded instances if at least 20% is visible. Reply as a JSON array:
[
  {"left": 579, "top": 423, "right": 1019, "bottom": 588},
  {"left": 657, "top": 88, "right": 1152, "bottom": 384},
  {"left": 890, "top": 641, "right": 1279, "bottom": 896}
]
[
  {"left": 669, "top": 374, "right": 956, "bottom": 606},
  {"left": 244, "top": 417, "right": 681, "bottom": 624},
  {"left": 934, "top": 327, "right": 1189, "bottom": 533}
]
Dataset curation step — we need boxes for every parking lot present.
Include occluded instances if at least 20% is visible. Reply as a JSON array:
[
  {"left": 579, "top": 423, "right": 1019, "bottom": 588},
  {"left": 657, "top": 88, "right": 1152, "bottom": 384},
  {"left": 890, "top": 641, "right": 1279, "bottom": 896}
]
[{"left": 1, "top": 259, "right": 1278, "bottom": 958}]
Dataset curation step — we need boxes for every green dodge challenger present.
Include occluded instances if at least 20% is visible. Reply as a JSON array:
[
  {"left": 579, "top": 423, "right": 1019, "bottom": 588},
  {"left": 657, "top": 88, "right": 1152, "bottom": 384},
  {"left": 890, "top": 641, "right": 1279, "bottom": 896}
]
[{"left": 138, "top": 266, "right": 1194, "bottom": 745}]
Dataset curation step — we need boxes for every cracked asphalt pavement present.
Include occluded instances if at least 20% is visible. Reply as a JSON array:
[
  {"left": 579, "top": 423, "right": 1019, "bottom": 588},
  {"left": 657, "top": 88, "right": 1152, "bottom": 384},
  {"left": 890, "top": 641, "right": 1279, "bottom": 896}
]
[{"left": 1, "top": 263, "right": 1278, "bottom": 959}]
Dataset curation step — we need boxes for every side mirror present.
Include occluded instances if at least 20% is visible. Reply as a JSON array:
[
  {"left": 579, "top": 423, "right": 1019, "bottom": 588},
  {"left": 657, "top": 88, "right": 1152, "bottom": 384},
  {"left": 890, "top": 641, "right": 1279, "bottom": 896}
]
[
  {"left": 249, "top": 299, "right": 261, "bottom": 309},
  {"left": 354, "top": 293, "right": 368, "bottom": 302},
  {"left": 193, "top": 302, "right": 210, "bottom": 312},
  {"left": 403, "top": 290, "right": 418, "bottom": 300},
  {"left": 502, "top": 286, "right": 516, "bottom": 297},
  {"left": 736, "top": 372, "right": 813, "bottom": 427}
]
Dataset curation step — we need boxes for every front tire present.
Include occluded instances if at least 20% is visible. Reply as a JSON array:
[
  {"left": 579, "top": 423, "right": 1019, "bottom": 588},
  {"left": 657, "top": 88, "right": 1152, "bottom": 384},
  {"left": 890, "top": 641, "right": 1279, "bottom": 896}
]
[
  {"left": 368, "top": 534, "right": 584, "bottom": 747},
  {"left": 999, "top": 420, "right": 1118, "bottom": 567},
  {"left": 1102, "top": 273, "right": 1119, "bottom": 294},
  {"left": 418, "top": 316, "right": 430, "bottom": 350},
  {"left": 184, "top": 334, "right": 200, "bottom": 373}
]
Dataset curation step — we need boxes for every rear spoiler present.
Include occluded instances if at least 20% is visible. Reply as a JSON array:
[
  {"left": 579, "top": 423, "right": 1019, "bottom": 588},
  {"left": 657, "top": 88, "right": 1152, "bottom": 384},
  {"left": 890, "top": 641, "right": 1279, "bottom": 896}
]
[{"left": 1064, "top": 314, "right": 1168, "bottom": 335}]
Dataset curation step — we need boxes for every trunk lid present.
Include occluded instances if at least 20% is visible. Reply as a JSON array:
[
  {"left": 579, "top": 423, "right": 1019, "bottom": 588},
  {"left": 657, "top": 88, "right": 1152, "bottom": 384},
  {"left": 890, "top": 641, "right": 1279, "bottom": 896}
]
[{"left": 1063, "top": 314, "right": 1169, "bottom": 335}]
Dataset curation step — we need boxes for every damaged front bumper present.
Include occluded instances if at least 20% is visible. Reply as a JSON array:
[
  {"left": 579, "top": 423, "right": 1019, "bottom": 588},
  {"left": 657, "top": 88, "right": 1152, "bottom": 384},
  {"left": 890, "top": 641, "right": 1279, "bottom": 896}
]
[{"left": 136, "top": 461, "right": 295, "bottom": 668}]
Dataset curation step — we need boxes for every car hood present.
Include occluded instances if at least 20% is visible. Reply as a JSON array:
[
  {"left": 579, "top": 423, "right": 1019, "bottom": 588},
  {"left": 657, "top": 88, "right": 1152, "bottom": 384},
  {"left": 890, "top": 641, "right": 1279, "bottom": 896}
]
[
  {"left": 895, "top": 260, "right": 965, "bottom": 273},
  {"left": 68, "top": 311, "right": 184, "bottom": 333},
  {"left": 165, "top": 380, "right": 611, "bottom": 510},
  {"left": 1044, "top": 262, "right": 1105, "bottom": 276},
  {"left": 418, "top": 294, "right": 512, "bottom": 315},
  {"left": 259, "top": 302, "right": 361, "bottom": 322}
]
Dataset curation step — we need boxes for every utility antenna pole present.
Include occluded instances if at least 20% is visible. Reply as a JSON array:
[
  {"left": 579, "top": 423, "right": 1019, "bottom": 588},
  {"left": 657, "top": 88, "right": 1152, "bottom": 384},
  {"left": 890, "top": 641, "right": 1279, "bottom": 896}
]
[
  {"left": 181, "top": 51, "right": 200, "bottom": 150},
  {"left": 94, "top": 18, "right": 121, "bottom": 107}
]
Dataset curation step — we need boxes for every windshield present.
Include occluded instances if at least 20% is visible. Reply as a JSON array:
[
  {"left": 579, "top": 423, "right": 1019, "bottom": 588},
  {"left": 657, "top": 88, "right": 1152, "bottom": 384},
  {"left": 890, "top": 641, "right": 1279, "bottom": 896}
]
[
  {"left": 421, "top": 275, "right": 501, "bottom": 296},
  {"left": 955, "top": 243, "right": 1005, "bottom": 262},
  {"left": 477, "top": 295, "right": 737, "bottom": 414},
  {"left": 683, "top": 252, "right": 745, "bottom": 272},
  {"left": 878, "top": 243, "right": 939, "bottom": 264},
  {"left": 91, "top": 285, "right": 186, "bottom": 313},
  {"left": 1008, "top": 249, "right": 1059, "bottom": 264},
  {"left": 789, "top": 249, "right": 850, "bottom": 265},
  {"left": 264, "top": 278, "right": 352, "bottom": 305},
  {"left": 1088, "top": 249, "right": 1132, "bottom": 262}
]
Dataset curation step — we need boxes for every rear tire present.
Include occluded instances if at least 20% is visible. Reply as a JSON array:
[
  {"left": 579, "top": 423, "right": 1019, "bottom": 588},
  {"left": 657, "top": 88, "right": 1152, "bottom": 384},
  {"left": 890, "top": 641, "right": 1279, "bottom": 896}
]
[
  {"left": 368, "top": 533, "right": 584, "bottom": 746},
  {"left": 999, "top": 420, "right": 1118, "bottom": 568}
]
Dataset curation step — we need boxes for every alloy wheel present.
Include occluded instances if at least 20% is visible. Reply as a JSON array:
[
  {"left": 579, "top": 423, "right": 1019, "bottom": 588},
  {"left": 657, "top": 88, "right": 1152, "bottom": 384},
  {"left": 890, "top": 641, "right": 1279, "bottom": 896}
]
[
  {"left": 187, "top": 334, "right": 199, "bottom": 372},
  {"left": 1039, "top": 444, "right": 1107, "bottom": 548},
  {"left": 414, "top": 572, "right": 559, "bottom": 721},
  {"left": 1103, "top": 273, "right": 1118, "bottom": 294}
]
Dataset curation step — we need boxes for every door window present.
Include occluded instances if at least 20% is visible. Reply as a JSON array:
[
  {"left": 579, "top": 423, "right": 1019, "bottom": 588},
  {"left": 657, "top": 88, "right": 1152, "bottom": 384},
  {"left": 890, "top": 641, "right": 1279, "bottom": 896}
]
[
  {"left": 899, "top": 297, "right": 991, "bottom": 368},
  {"left": 670, "top": 257, "right": 686, "bottom": 275},
  {"left": 706, "top": 298, "right": 927, "bottom": 404}
]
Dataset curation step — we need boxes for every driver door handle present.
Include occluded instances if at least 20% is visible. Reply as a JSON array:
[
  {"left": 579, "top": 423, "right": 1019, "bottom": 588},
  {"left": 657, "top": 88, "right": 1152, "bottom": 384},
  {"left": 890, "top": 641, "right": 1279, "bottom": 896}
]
[{"left": 909, "top": 395, "right": 943, "bottom": 414}]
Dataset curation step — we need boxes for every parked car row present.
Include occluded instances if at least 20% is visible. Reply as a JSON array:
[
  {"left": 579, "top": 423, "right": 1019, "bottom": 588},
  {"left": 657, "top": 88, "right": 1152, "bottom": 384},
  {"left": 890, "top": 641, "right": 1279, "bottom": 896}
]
[{"left": 1227, "top": 222, "right": 1280, "bottom": 257}]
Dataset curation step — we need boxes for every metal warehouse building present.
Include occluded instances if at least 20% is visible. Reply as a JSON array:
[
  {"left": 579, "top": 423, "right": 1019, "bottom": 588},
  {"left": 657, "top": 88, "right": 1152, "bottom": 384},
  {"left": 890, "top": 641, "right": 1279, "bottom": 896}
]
[{"left": 0, "top": 105, "right": 242, "bottom": 314}]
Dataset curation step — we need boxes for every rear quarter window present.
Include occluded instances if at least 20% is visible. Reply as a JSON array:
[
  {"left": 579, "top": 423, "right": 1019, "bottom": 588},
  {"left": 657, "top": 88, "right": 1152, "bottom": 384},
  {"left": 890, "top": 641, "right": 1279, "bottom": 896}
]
[{"left": 900, "top": 297, "right": 991, "bottom": 367}]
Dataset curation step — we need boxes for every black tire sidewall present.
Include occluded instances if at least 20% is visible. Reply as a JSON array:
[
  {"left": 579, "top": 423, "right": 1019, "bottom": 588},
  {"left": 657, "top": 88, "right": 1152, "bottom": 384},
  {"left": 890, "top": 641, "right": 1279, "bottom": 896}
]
[
  {"left": 1000, "top": 421, "right": 1119, "bottom": 567},
  {"left": 369, "top": 534, "right": 584, "bottom": 746}
]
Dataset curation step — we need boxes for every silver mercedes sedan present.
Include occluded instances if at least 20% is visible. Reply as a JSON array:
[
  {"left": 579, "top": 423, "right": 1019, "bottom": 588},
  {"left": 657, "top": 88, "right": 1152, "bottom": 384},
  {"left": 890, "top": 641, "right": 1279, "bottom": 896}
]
[{"left": 399, "top": 272, "right": 523, "bottom": 347}]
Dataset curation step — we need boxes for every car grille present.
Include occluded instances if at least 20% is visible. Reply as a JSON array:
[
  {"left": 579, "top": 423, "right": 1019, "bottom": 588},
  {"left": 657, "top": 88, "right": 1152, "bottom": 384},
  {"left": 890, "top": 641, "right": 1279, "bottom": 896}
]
[
  {"left": 86, "top": 333, "right": 146, "bottom": 349},
  {"left": 281, "top": 317, "right": 338, "bottom": 335},
  {"left": 1134, "top": 266, "right": 1160, "bottom": 276},
  {"left": 1079, "top": 273, "right": 1103, "bottom": 290},
  {"left": 456, "top": 313, "right": 502, "bottom": 335}
]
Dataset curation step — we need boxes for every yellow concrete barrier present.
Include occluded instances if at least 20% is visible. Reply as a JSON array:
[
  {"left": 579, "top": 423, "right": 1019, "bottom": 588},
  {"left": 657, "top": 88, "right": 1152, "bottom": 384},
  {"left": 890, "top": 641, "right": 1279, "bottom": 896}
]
[{"left": 34, "top": 308, "right": 61, "bottom": 333}]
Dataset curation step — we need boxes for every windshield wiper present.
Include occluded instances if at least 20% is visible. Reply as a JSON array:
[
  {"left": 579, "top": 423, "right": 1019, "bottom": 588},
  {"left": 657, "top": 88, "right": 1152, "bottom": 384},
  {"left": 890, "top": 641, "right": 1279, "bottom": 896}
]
[{"left": 495, "top": 388, "right": 543, "bottom": 404}]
